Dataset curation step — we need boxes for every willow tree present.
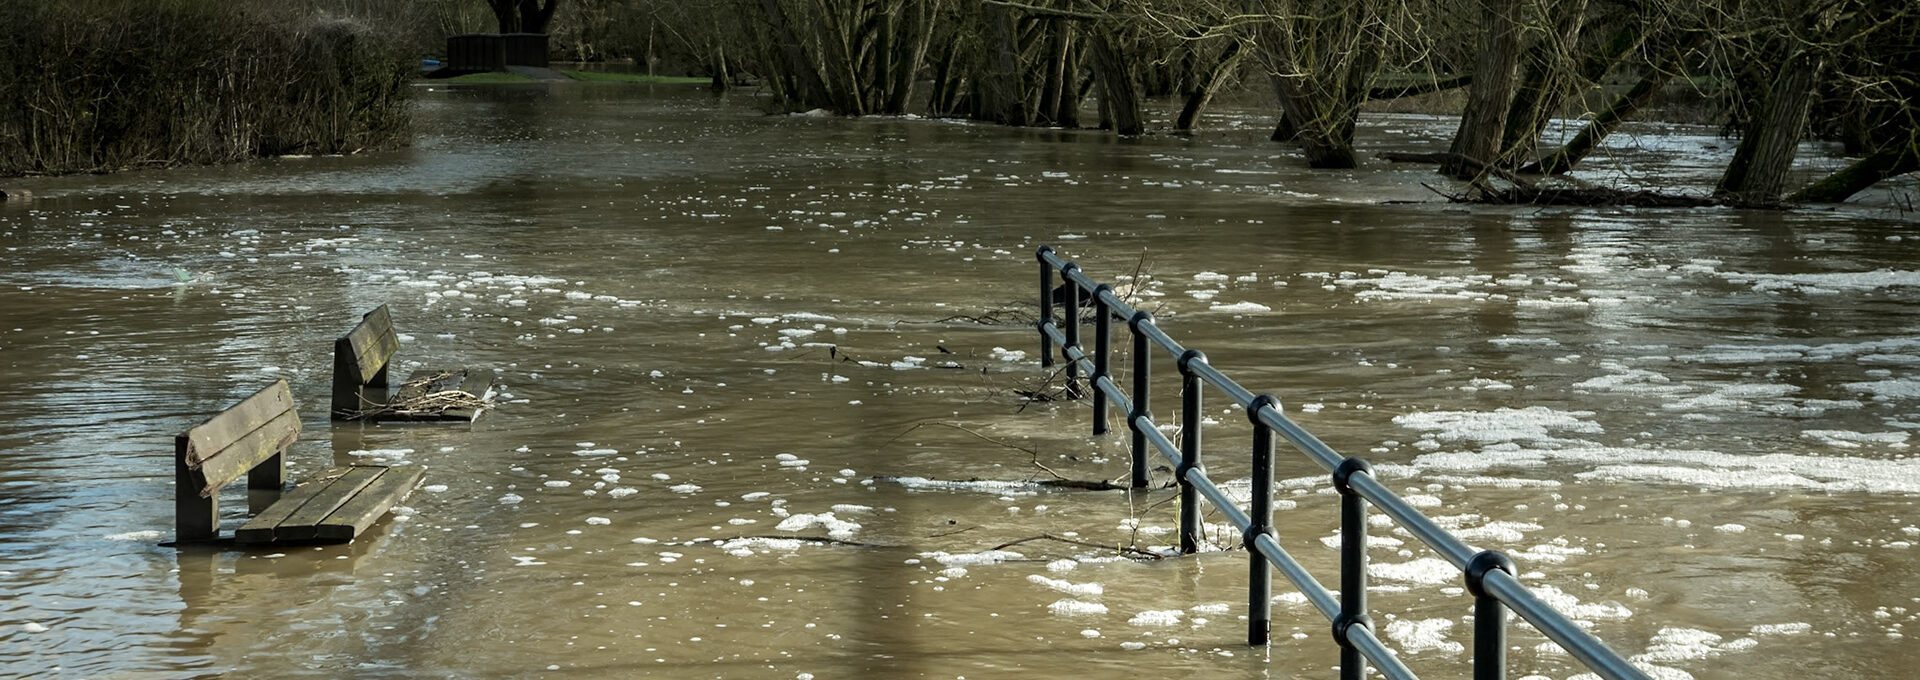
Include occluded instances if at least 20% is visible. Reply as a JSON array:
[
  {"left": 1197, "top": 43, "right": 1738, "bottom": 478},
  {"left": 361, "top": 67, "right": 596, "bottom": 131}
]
[
  {"left": 1253, "top": 0, "right": 1387, "bottom": 168},
  {"left": 486, "top": 0, "right": 561, "bottom": 33},
  {"left": 1714, "top": 0, "right": 1847, "bottom": 205},
  {"left": 745, "top": 0, "right": 942, "bottom": 115}
]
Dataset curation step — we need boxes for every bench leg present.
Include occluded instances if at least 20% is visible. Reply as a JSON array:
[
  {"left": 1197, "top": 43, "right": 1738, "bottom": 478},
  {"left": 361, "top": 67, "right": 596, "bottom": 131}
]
[
  {"left": 248, "top": 450, "right": 285, "bottom": 514},
  {"left": 175, "top": 439, "right": 217, "bottom": 543}
]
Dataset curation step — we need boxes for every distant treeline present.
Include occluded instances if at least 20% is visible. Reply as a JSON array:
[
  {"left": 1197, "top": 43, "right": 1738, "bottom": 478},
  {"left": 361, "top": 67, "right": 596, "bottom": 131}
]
[
  {"left": 0, "top": 0, "right": 411, "bottom": 176},
  {"left": 538, "top": 0, "right": 1917, "bottom": 206}
]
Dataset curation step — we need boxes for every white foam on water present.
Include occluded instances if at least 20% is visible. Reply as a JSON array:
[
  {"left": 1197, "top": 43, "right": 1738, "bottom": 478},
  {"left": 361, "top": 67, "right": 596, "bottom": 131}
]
[
  {"left": 1384, "top": 618, "right": 1464, "bottom": 654},
  {"left": 1632, "top": 627, "right": 1757, "bottom": 664},
  {"left": 1802, "top": 429, "right": 1910, "bottom": 448},
  {"left": 1750, "top": 622, "right": 1812, "bottom": 635},
  {"left": 1369, "top": 558, "right": 1458, "bottom": 585},
  {"left": 1210, "top": 301, "right": 1270, "bottom": 312},
  {"left": 669, "top": 484, "right": 702, "bottom": 494},
  {"left": 497, "top": 493, "right": 523, "bottom": 504},
  {"left": 774, "top": 512, "right": 861, "bottom": 539},
  {"left": 1120, "top": 641, "right": 1147, "bottom": 650},
  {"left": 105, "top": 530, "right": 162, "bottom": 541},
  {"left": 719, "top": 537, "right": 807, "bottom": 553},
  {"left": 1721, "top": 268, "right": 1920, "bottom": 292},
  {"left": 1489, "top": 337, "right": 1562, "bottom": 348},
  {"left": 1128, "top": 610, "right": 1184, "bottom": 626},
  {"left": 1192, "top": 272, "right": 1229, "bottom": 282},
  {"left": 606, "top": 487, "right": 637, "bottom": 499},
  {"left": 1530, "top": 584, "right": 1633, "bottom": 621},
  {"left": 1412, "top": 445, "right": 1920, "bottom": 494},
  {"left": 1049, "top": 600, "right": 1110, "bottom": 616},
  {"left": 21, "top": 623, "right": 48, "bottom": 633},
  {"left": 886, "top": 476, "right": 1037, "bottom": 492},
  {"left": 1046, "top": 559, "right": 1078, "bottom": 572},
  {"left": 1027, "top": 575, "right": 1103, "bottom": 597},
  {"left": 1845, "top": 378, "right": 1920, "bottom": 399},
  {"left": 1393, "top": 407, "right": 1601, "bottom": 445},
  {"left": 923, "top": 549, "right": 1024, "bottom": 566}
]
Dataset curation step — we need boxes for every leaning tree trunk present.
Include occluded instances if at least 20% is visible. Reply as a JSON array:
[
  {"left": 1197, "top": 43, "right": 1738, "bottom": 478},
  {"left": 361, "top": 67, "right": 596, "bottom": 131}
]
[
  {"left": 1445, "top": 0, "right": 1524, "bottom": 178},
  {"left": 1498, "top": 0, "right": 1589, "bottom": 167},
  {"left": 1716, "top": 49, "right": 1825, "bottom": 206},
  {"left": 1524, "top": 28, "right": 1710, "bottom": 175},
  {"left": 1786, "top": 139, "right": 1919, "bottom": 203},
  {"left": 1176, "top": 39, "right": 1244, "bottom": 132},
  {"left": 1037, "top": 19, "right": 1070, "bottom": 126}
]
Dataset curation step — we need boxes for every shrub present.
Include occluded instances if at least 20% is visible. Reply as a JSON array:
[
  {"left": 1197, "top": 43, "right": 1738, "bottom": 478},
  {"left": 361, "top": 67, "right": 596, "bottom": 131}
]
[{"left": 0, "top": 0, "right": 412, "bottom": 176}]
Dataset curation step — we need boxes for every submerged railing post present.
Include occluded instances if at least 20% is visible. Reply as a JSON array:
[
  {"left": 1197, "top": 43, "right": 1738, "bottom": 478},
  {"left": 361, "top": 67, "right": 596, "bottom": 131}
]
[
  {"left": 1467, "top": 550, "right": 1518, "bottom": 680},
  {"left": 1127, "top": 311, "right": 1153, "bottom": 489},
  {"left": 1036, "top": 247, "right": 1054, "bottom": 368},
  {"left": 1177, "top": 350, "right": 1207, "bottom": 554},
  {"left": 1092, "top": 284, "right": 1114, "bottom": 436},
  {"left": 1246, "top": 393, "right": 1280, "bottom": 646},
  {"left": 1062, "top": 263, "right": 1083, "bottom": 399},
  {"left": 1334, "top": 458, "right": 1375, "bottom": 680}
]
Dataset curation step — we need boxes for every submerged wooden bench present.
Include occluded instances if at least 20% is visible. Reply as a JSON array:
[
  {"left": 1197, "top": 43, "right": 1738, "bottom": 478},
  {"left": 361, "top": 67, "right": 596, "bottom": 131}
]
[
  {"left": 174, "top": 380, "right": 424, "bottom": 545},
  {"left": 332, "top": 304, "right": 492, "bottom": 422}
]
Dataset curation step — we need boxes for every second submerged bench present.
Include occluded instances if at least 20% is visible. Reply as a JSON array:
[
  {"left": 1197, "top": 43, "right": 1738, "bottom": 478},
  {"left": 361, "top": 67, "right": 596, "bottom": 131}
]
[{"left": 331, "top": 304, "right": 492, "bottom": 422}]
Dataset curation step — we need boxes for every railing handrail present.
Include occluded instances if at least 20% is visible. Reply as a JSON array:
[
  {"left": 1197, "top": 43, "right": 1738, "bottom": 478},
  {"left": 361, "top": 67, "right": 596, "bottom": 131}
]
[{"left": 1034, "top": 246, "right": 1651, "bottom": 680}]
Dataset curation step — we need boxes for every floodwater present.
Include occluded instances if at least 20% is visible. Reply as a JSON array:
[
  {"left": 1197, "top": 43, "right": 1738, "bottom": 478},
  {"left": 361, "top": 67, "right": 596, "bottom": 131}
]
[{"left": 2, "top": 83, "right": 1917, "bottom": 680}]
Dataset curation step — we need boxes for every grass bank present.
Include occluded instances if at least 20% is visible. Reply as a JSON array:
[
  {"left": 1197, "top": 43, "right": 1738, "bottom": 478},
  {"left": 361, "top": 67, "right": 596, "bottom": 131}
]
[
  {"left": 437, "top": 70, "right": 709, "bottom": 85},
  {"left": 0, "top": 0, "right": 412, "bottom": 177}
]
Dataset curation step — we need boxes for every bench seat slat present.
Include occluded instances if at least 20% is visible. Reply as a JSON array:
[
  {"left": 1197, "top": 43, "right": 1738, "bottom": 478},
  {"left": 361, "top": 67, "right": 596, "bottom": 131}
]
[
  {"left": 314, "top": 466, "right": 425, "bottom": 541},
  {"left": 234, "top": 466, "right": 420, "bottom": 544},
  {"left": 234, "top": 467, "right": 360, "bottom": 544},
  {"left": 273, "top": 466, "right": 384, "bottom": 542}
]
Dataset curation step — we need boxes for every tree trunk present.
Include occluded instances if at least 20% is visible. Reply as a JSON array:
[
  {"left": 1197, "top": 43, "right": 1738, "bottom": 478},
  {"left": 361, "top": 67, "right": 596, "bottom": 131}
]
[
  {"left": 758, "top": 0, "right": 833, "bottom": 111},
  {"left": 1499, "top": 0, "right": 1589, "bottom": 167},
  {"left": 1037, "top": 19, "right": 1068, "bottom": 126},
  {"left": 1176, "top": 40, "right": 1243, "bottom": 132},
  {"left": 1090, "top": 29, "right": 1142, "bottom": 136},
  {"left": 1445, "top": 0, "right": 1523, "bottom": 178},
  {"left": 1716, "top": 49, "right": 1824, "bottom": 205},
  {"left": 883, "top": 0, "right": 931, "bottom": 115},
  {"left": 517, "top": 0, "right": 559, "bottom": 34},
  {"left": 1257, "top": 1, "right": 1382, "bottom": 169},
  {"left": 1524, "top": 28, "right": 1710, "bottom": 174},
  {"left": 489, "top": 0, "right": 519, "bottom": 32},
  {"left": 979, "top": 3, "right": 1026, "bottom": 125},
  {"left": 1786, "top": 139, "right": 1918, "bottom": 203}
]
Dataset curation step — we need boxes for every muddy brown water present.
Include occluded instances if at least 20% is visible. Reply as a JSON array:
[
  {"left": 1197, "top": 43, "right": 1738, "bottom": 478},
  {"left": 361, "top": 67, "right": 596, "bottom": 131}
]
[{"left": 2, "top": 84, "right": 1917, "bottom": 679}]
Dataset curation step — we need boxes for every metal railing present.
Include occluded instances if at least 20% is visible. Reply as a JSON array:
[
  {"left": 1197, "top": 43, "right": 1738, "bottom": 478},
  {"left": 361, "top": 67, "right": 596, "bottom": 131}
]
[{"left": 1034, "top": 246, "right": 1650, "bottom": 680}]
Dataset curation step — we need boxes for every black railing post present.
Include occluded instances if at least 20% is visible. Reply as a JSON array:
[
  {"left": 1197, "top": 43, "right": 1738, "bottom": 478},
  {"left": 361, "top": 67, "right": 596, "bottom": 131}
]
[
  {"left": 1127, "top": 311, "right": 1153, "bottom": 489},
  {"left": 1177, "top": 349, "right": 1207, "bottom": 554},
  {"left": 1333, "top": 458, "right": 1375, "bottom": 680},
  {"left": 1092, "top": 284, "right": 1114, "bottom": 435},
  {"left": 1062, "top": 263, "right": 1083, "bottom": 399},
  {"left": 1467, "top": 550, "right": 1517, "bottom": 680},
  {"left": 1246, "top": 393, "right": 1280, "bottom": 646},
  {"left": 1037, "top": 247, "right": 1054, "bottom": 368}
]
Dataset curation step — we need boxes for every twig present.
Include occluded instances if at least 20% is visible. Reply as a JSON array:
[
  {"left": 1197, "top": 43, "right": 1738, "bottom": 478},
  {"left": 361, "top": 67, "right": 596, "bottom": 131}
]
[{"left": 990, "top": 533, "right": 1166, "bottom": 560}]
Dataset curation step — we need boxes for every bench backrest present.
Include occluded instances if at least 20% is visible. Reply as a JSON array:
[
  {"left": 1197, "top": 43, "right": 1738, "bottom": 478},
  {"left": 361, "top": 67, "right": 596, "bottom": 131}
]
[
  {"left": 175, "top": 380, "right": 299, "bottom": 542},
  {"left": 332, "top": 305, "right": 399, "bottom": 417},
  {"left": 178, "top": 380, "right": 299, "bottom": 498}
]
